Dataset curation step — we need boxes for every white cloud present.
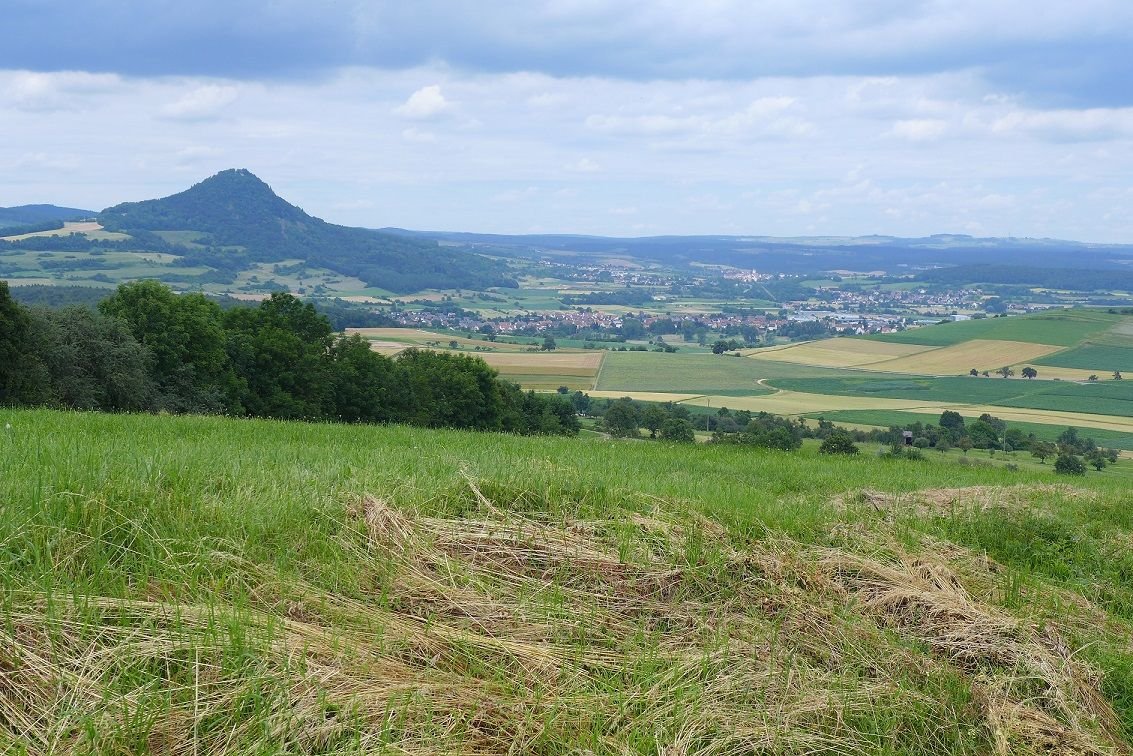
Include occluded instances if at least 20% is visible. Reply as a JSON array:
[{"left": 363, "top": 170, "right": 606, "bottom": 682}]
[
  {"left": 2, "top": 70, "right": 122, "bottom": 112},
  {"left": 564, "top": 157, "right": 601, "bottom": 173},
  {"left": 394, "top": 84, "right": 451, "bottom": 119},
  {"left": 161, "top": 84, "right": 239, "bottom": 121},
  {"left": 401, "top": 127, "right": 437, "bottom": 143},
  {"left": 889, "top": 119, "right": 948, "bottom": 141},
  {"left": 988, "top": 108, "right": 1133, "bottom": 141}
]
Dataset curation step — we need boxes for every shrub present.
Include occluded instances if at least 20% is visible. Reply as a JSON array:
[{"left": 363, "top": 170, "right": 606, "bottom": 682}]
[
  {"left": 1054, "top": 454, "right": 1087, "bottom": 476},
  {"left": 819, "top": 432, "right": 859, "bottom": 455}
]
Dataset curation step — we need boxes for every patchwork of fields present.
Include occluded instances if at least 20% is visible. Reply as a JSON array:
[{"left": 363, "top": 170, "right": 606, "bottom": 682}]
[{"left": 346, "top": 310, "right": 1133, "bottom": 441}]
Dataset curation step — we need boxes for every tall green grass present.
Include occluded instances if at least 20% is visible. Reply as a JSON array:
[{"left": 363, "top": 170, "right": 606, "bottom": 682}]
[{"left": 1, "top": 408, "right": 1131, "bottom": 753}]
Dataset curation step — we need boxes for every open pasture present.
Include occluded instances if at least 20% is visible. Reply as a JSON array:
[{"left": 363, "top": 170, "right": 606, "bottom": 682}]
[{"left": 0, "top": 220, "right": 129, "bottom": 242}]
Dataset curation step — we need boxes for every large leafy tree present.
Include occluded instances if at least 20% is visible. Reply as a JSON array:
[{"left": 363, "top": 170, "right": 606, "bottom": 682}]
[
  {"left": 25, "top": 307, "right": 157, "bottom": 411},
  {"left": 224, "top": 293, "right": 334, "bottom": 420},
  {"left": 100, "top": 280, "right": 234, "bottom": 412},
  {"left": 0, "top": 281, "right": 32, "bottom": 403}
]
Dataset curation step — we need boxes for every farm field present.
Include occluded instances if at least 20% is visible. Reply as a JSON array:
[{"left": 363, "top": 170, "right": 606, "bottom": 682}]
[
  {"left": 743, "top": 338, "right": 932, "bottom": 367},
  {"left": 2, "top": 408, "right": 1132, "bottom": 753},
  {"left": 596, "top": 350, "right": 862, "bottom": 394},
  {"left": 348, "top": 328, "right": 605, "bottom": 389},
  {"left": 1037, "top": 343, "right": 1133, "bottom": 374},
  {"left": 770, "top": 374, "right": 1133, "bottom": 417},
  {"left": 476, "top": 351, "right": 604, "bottom": 390},
  {"left": 752, "top": 337, "right": 1065, "bottom": 375},
  {"left": 865, "top": 308, "right": 1121, "bottom": 347},
  {"left": 348, "top": 327, "right": 541, "bottom": 353}
]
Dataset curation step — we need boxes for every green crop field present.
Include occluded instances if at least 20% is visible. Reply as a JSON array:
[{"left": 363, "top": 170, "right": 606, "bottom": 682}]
[
  {"left": 770, "top": 374, "right": 1133, "bottom": 417},
  {"left": 2, "top": 408, "right": 1133, "bottom": 753},
  {"left": 1037, "top": 344, "right": 1133, "bottom": 373},
  {"left": 597, "top": 351, "right": 872, "bottom": 394},
  {"left": 865, "top": 309, "right": 1121, "bottom": 347},
  {"left": 811, "top": 408, "right": 1133, "bottom": 452}
]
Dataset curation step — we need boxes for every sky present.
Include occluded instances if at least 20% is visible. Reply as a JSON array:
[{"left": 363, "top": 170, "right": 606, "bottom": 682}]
[{"left": 2, "top": 1, "right": 1132, "bottom": 241}]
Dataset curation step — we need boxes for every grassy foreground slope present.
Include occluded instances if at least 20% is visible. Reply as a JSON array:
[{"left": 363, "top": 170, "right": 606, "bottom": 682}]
[{"left": 2, "top": 409, "right": 1132, "bottom": 754}]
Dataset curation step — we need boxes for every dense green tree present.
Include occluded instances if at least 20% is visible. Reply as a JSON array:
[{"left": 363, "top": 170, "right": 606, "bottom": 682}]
[
  {"left": 224, "top": 293, "right": 334, "bottom": 419},
  {"left": 642, "top": 405, "right": 667, "bottom": 438},
  {"left": 819, "top": 432, "right": 859, "bottom": 455},
  {"left": 1054, "top": 454, "right": 1086, "bottom": 476},
  {"left": 100, "top": 280, "right": 234, "bottom": 412},
  {"left": 603, "top": 398, "right": 640, "bottom": 438},
  {"left": 659, "top": 417, "right": 695, "bottom": 443},
  {"left": 967, "top": 420, "right": 1001, "bottom": 449},
  {"left": 938, "top": 410, "right": 965, "bottom": 438},
  {"left": 25, "top": 307, "right": 157, "bottom": 411},
  {"left": 326, "top": 334, "right": 401, "bottom": 423},
  {"left": 396, "top": 349, "right": 503, "bottom": 430},
  {"left": 1021, "top": 366, "right": 1037, "bottom": 379},
  {"left": 0, "top": 281, "right": 34, "bottom": 404}
]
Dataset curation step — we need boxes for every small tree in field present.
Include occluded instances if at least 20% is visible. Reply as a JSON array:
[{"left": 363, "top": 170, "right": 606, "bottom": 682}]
[
  {"left": 958, "top": 437, "right": 973, "bottom": 455},
  {"left": 996, "top": 366, "right": 1014, "bottom": 378},
  {"left": 1087, "top": 451, "right": 1108, "bottom": 471},
  {"left": 1114, "top": 371, "right": 1123, "bottom": 380},
  {"left": 969, "top": 368, "right": 979, "bottom": 376},
  {"left": 1030, "top": 441, "right": 1056, "bottom": 464},
  {"left": 1054, "top": 454, "right": 1086, "bottom": 476},
  {"left": 819, "top": 432, "right": 859, "bottom": 455},
  {"left": 659, "top": 417, "right": 695, "bottom": 443},
  {"left": 1021, "top": 366, "right": 1037, "bottom": 379}
]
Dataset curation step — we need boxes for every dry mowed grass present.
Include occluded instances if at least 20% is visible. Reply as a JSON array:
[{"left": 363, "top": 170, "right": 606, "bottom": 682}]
[
  {"left": 751, "top": 338, "right": 1064, "bottom": 375},
  {"left": 476, "top": 352, "right": 604, "bottom": 371},
  {"left": 869, "top": 340, "right": 1064, "bottom": 375},
  {"left": 480, "top": 352, "right": 604, "bottom": 390},
  {"left": 751, "top": 339, "right": 933, "bottom": 368},
  {"left": 348, "top": 328, "right": 533, "bottom": 353}
]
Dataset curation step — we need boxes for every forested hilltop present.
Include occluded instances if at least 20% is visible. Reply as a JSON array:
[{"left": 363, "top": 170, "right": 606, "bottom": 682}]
[
  {"left": 0, "top": 280, "right": 575, "bottom": 435},
  {"left": 97, "top": 169, "right": 516, "bottom": 292}
]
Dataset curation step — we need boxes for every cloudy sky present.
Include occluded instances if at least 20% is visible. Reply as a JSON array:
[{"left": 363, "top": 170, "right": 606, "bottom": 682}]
[{"left": 2, "top": 1, "right": 1132, "bottom": 241}]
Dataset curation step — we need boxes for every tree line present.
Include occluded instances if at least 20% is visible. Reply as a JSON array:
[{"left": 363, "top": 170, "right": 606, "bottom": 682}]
[{"left": 0, "top": 280, "right": 578, "bottom": 436}]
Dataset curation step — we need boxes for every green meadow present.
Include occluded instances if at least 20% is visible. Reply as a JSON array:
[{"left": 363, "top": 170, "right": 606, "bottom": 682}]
[{"left": 1, "top": 408, "right": 1132, "bottom": 753}]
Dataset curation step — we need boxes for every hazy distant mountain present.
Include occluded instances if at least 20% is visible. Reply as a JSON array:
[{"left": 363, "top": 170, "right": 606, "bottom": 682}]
[
  {"left": 386, "top": 228, "right": 1133, "bottom": 278},
  {"left": 99, "top": 169, "right": 516, "bottom": 292},
  {"left": 0, "top": 204, "right": 94, "bottom": 228}
]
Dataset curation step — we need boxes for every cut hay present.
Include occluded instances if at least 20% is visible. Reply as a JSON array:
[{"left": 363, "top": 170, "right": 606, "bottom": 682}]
[
  {"left": 2, "top": 482, "right": 1128, "bottom": 754},
  {"left": 831, "top": 483, "right": 1097, "bottom": 517}
]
